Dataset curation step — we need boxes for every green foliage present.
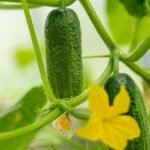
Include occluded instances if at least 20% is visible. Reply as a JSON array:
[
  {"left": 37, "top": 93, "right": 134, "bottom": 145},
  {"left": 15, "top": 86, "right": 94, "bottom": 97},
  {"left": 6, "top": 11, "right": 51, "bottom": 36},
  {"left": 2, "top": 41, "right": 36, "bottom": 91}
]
[
  {"left": 106, "top": 0, "right": 150, "bottom": 46},
  {"left": 0, "top": 133, "right": 34, "bottom": 150},
  {"left": 14, "top": 48, "right": 35, "bottom": 68},
  {"left": 106, "top": 0, "right": 133, "bottom": 45},
  {"left": 0, "top": 87, "right": 47, "bottom": 150},
  {"left": 119, "top": 0, "right": 149, "bottom": 17},
  {"left": 138, "top": 16, "right": 150, "bottom": 41}
]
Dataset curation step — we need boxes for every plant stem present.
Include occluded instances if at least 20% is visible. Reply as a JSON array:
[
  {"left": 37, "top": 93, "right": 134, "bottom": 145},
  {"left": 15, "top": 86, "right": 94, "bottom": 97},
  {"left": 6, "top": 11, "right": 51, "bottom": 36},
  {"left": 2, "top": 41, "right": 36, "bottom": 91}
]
[
  {"left": 0, "top": 58, "right": 113, "bottom": 142},
  {"left": 82, "top": 53, "right": 150, "bottom": 85},
  {"left": 21, "top": 0, "right": 57, "bottom": 103},
  {"left": 112, "top": 54, "right": 119, "bottom": 74},
  {"left": 82, "top": 54, "right": 110, "bottom": 59},
  {"left": 122, "top": 34, "right": 150, "bottom": 62},
  {"left": 0, "top": 2, "right": 41, "bottom": 10},
  {"left": 0, "top": 0, "right": 75, "bottom": 6},
  {"left": 121, "top": 58, "right": 150, "bottom": 83},
  {"left": 0, "top": 108, "right": 62, "bottom": 141},
  {"left": 79, "top": 0, "right": 116, "bottom": 52},
  {"left": 129, "top": 17, "right": 141, "bottom": 52},
  {"left": 86, "top": 141, "right": 89, "bottom": 150},
  {"left": 0, "top": 2, "right": 39, "bottom": 9}
]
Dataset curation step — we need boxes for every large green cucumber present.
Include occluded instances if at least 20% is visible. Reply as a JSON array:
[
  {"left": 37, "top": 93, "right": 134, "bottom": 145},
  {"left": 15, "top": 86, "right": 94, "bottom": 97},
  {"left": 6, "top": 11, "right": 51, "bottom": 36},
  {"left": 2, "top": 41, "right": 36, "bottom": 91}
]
[
  {"left": 104, "top": 73, "right": 150, "bottom": 149},
  {"left": 45, "top": 8, "right": 83, "bottom": 99}
]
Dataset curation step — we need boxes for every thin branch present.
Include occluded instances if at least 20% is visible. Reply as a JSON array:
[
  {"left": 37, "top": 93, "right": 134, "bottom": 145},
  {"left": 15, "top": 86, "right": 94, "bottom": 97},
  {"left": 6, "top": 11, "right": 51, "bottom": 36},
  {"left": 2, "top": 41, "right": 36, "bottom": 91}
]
[
  {"left": 0, "top": 2, "right": 39, "bottom": 9},
  {"left": 0, "top": 0, "right": 76, "bottom": 7},
  {"left": 129, "top": 18, "right": 141, "bottom": 52},
  {"left": 79, "top": 0, "right": 117, "bottom": 52},
  {"left": 122, "top": 34, "right": 150, "bottom": 62},
  {"left": 121, "top": 58, "right": 150, "bottom": 83},
  {"left": 82, "top": 54, "right": 110, "bottom": 59},
  {"left": 21, "top": 0, "right": 57, "bottom": 102}
]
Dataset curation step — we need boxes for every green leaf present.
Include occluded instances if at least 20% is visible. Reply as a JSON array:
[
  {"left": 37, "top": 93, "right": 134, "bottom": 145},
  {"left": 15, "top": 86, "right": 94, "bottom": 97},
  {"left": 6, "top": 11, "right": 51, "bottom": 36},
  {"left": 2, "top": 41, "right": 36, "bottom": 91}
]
[
  {"left": 0, "top": 86, "right": 47, "bottom": 150},
  {"left": 0, "top": 133, "right": 35, "bottom": 150},
  {"left": 13, "top": 48, "right": 35, "bottom": 68},
  {"left": 119, "top": 0, "right": 149, "bottom": 17},
  {"left": 106, "top": 0, "right": 133, "bottom": 45}
]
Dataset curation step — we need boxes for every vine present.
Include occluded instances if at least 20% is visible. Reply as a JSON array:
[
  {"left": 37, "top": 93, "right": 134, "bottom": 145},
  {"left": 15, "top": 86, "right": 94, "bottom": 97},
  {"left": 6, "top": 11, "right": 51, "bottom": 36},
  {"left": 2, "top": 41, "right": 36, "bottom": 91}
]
[
  {"left": 21, "top": 0, "right": 57, "bottom": 103},
  {"left": 0, "top": 0, "right": 75, "bottom": 6}
]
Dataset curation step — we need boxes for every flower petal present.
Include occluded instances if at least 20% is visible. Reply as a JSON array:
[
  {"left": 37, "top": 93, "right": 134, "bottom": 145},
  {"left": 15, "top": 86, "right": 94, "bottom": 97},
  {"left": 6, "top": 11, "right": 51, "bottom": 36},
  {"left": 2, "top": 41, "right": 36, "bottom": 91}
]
[
  {"left": 89, "top": 85, "right": 109, "bottom": 115},
  {"left": 75, "top": 114, "right": 103, "bottom": 141},
  {"left": 109, "top": 115, "right": 141, "bottom": 140},
  {"left": 106, "top": 86, "right": 130, "bottom": 118},
  {"left": 100, "top": 121, "right": 127, "bottom": 150}
]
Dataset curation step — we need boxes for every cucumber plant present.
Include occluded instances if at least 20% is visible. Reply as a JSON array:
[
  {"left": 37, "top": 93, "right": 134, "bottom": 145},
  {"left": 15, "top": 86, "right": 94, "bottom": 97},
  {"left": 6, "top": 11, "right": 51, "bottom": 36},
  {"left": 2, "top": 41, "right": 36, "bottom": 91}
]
[{"left": 0, "top": 0, "right": 150, "bottom": 149}]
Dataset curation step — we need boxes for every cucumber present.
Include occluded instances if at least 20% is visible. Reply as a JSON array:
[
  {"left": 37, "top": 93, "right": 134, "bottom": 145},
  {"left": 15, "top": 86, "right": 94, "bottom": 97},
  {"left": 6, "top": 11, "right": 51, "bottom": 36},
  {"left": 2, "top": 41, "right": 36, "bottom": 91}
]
[
  {"left": 104, "top": 73, "right": 150, "bottom": 149},
  {"left": 45, "top": 8, "right": 82, "bottom": 99}
]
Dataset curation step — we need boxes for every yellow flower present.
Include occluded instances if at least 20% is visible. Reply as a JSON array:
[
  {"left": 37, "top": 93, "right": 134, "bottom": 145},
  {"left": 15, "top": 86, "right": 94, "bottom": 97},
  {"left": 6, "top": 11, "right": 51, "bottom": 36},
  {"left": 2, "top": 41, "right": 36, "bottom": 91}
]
[
  {"left": 53, "top": 113, "right": 73, "bottom": 138},
  {"left": 54, "top": 113, "right": 71, "bottom": 132},
  {"left": 76, "top": 85, "right": 141, "bottom": 150}
]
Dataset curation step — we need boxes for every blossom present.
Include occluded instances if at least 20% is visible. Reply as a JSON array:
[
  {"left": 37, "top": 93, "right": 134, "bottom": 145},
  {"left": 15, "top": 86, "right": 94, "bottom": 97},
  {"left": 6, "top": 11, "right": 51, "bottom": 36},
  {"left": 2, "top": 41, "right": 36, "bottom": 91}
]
[
  {"left": 76, "top": 85, "right": 140, "bottom": 150},
  {"left": 53, "top": 113, "right": 71, "bottom": 132}
]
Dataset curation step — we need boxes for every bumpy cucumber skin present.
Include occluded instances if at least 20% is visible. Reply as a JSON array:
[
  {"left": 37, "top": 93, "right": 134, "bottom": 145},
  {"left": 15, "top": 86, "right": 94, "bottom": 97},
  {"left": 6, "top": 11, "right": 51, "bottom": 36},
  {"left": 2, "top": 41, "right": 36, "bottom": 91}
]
[
  {"left": 45, "top": 8, "right": 82, "bottom": 99},
  {"left": 104, "top": 73, "right": 150, "bottom": 150}
]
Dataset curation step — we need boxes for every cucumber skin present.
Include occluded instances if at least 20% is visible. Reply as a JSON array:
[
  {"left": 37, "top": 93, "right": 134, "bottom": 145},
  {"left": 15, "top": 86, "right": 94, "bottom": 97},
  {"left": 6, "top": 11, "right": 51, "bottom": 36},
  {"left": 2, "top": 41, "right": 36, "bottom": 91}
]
[
  {"left": 104, "top": 73, "right": 150, "bottom": 150},
  {"left": 45, "top": 8, "right": 82, "bottom": 99}
]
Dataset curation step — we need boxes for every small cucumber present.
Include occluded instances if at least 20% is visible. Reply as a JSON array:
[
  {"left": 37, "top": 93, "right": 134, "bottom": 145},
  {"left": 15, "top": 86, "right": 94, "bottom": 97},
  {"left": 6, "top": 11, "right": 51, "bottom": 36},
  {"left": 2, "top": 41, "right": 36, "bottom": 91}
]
[
  {"left": 45, "top": 8, "right": 83, "bottom": 99},
  {"left": 104, "top": 73, "right": 150, "bottom": 149}
]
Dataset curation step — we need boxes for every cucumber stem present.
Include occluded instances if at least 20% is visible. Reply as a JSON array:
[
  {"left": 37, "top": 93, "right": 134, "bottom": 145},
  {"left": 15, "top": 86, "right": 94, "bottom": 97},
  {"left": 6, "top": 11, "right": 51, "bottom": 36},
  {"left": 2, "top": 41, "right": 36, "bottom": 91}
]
[
  {"left": 112, "top": 54, "right": 119, "bottom": 74},
  {"left": 112, "top": 49, "right": 120, "bottom": 74},
  {"left": 60, "top": 0, "right": 66, "bottom": 9}
]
